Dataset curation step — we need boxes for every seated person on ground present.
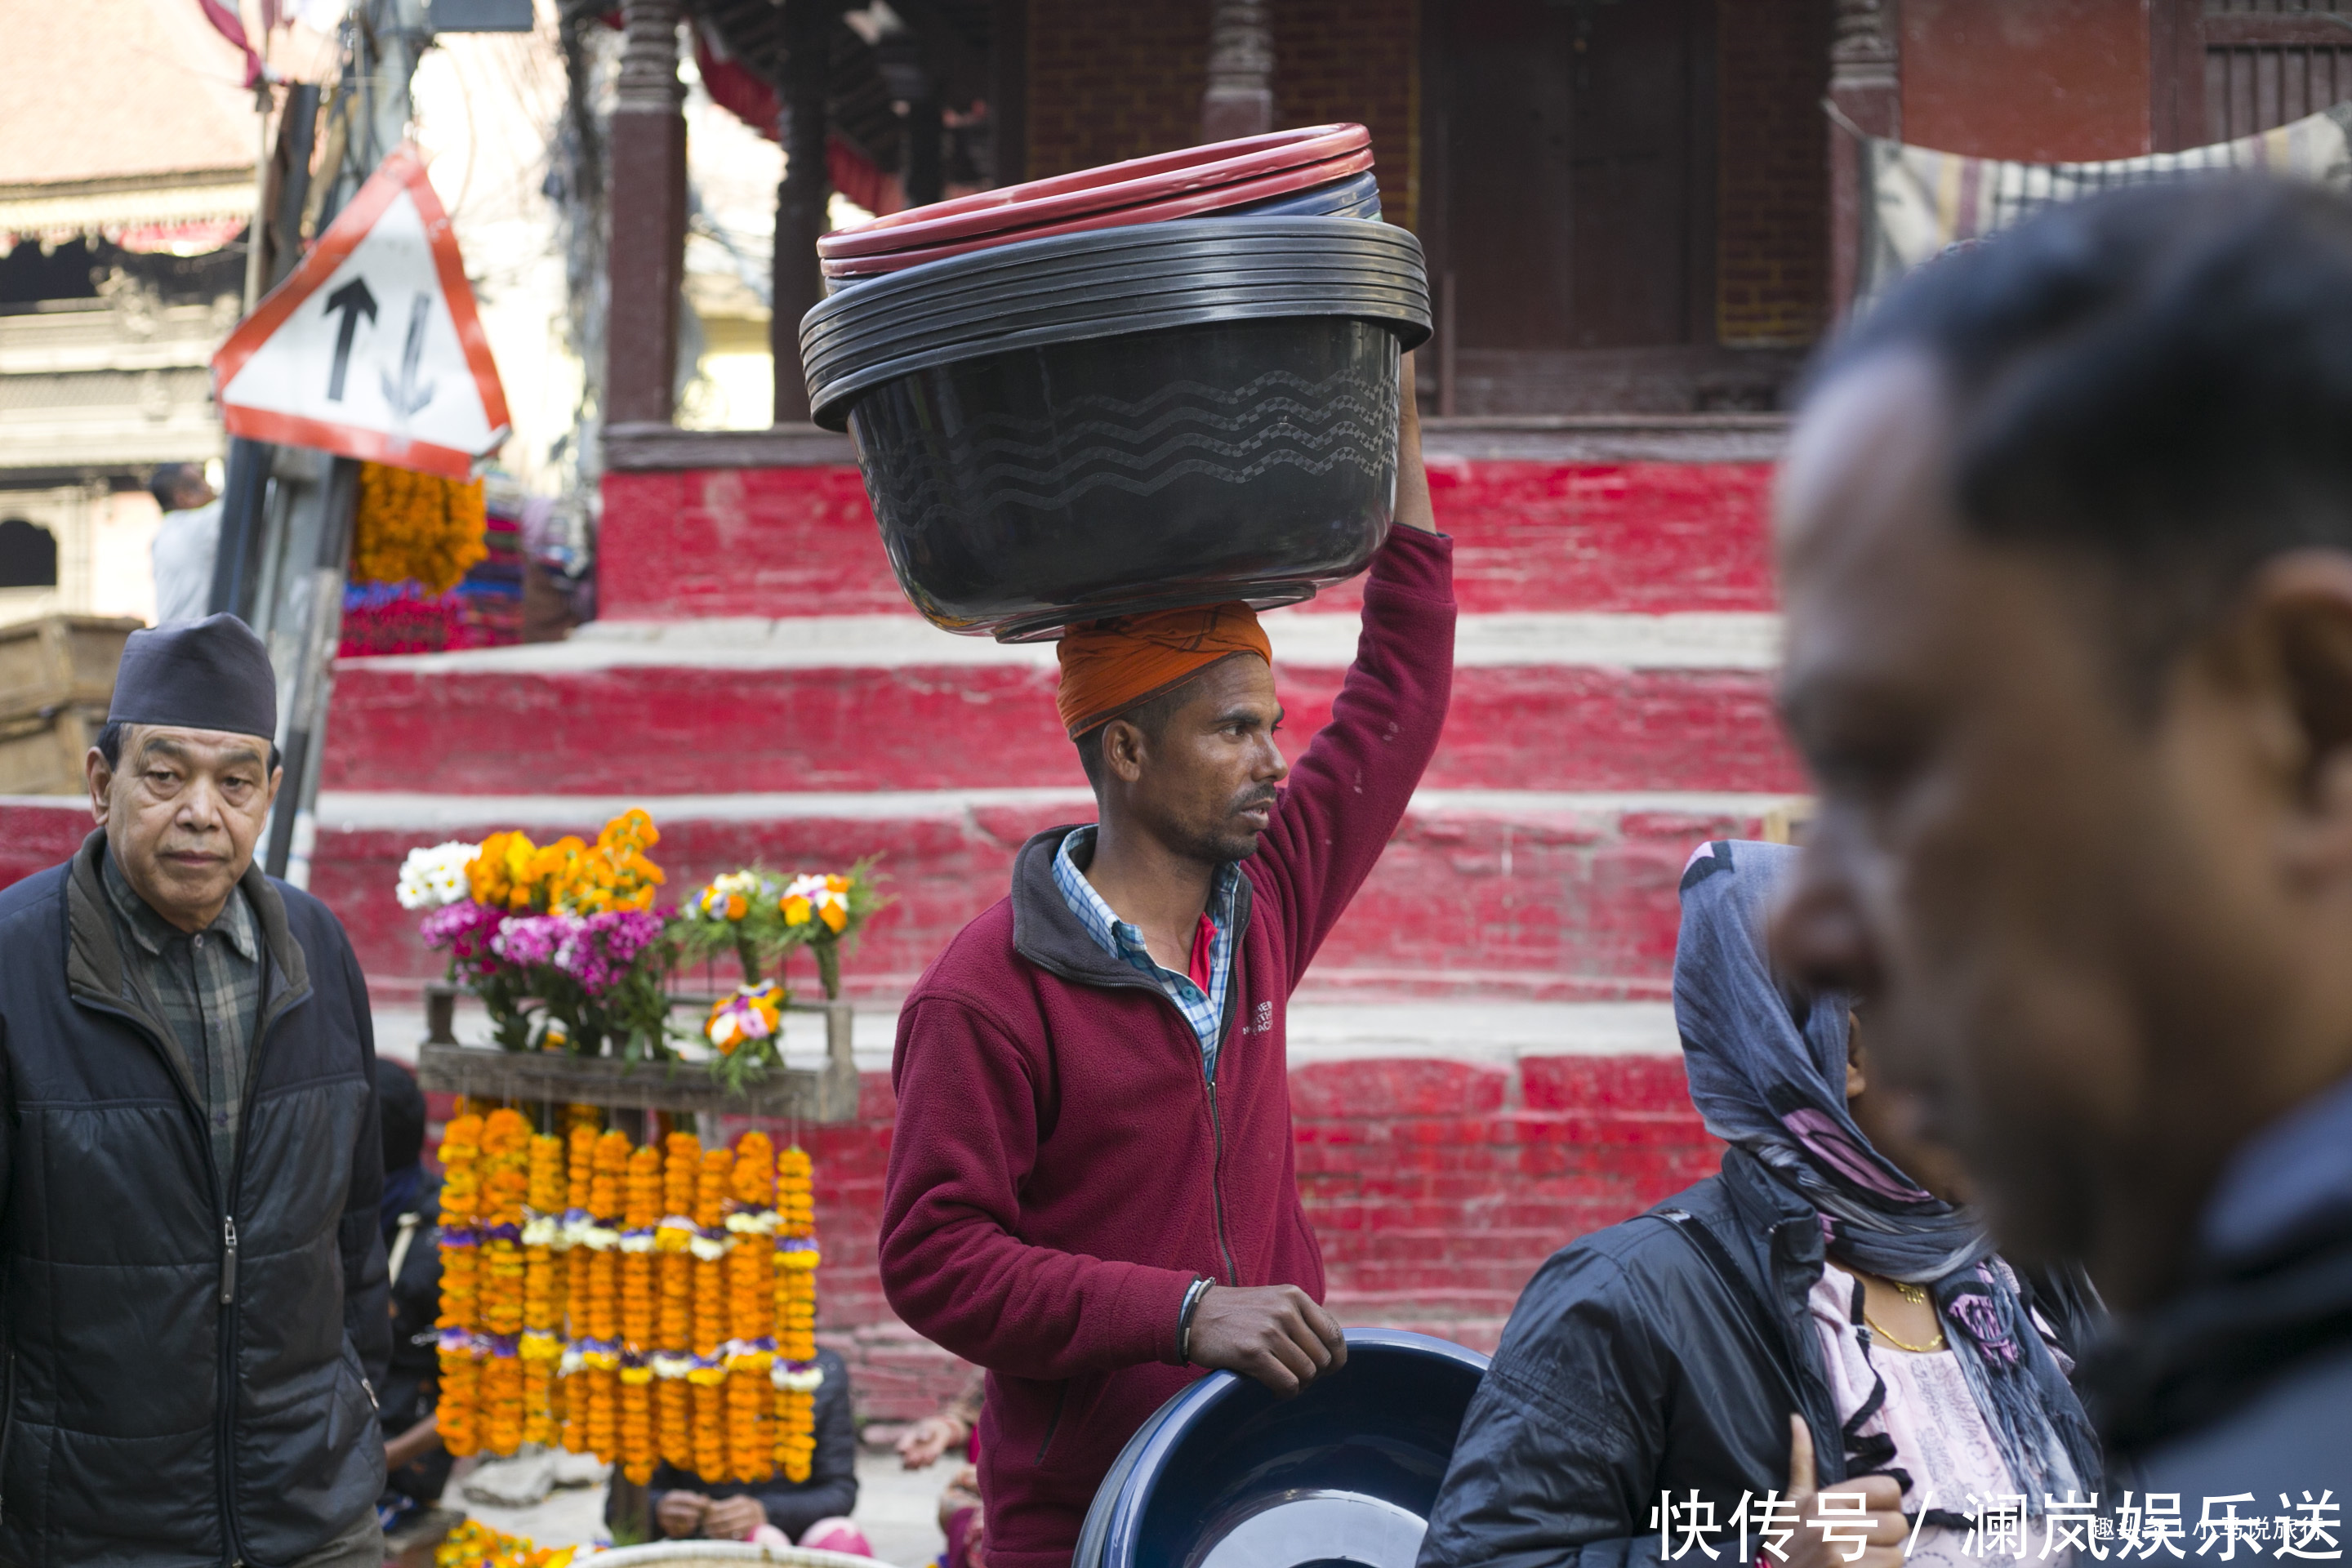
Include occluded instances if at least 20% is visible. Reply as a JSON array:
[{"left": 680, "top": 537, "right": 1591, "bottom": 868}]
[
  {"left": 608, "top": 1345, "right": 865, "bottom": 1552},
  {"left": 376, "top": 1060, "right": 454, "bottom": 1535},
  {"left": 1419, "top": 840, "right": 2105, "bottom": 1568},
  {"left": 898, "top": 1370, "right": 986, "bottom": 1567}
]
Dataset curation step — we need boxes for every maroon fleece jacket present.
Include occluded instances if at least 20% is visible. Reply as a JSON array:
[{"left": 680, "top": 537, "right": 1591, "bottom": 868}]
[{"left": 878, "top": 527, "right": 1456, "bottom": 1568}]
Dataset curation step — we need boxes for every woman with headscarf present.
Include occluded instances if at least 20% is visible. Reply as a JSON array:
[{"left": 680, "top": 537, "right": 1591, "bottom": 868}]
[{"left": 1419, "top": 840, "right": 2105, "bottom": 1568}]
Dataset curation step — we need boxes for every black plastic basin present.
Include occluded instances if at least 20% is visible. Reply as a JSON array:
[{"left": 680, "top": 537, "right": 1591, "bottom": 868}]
[
  {"left": 1073, "top": 1328, "right": 1490, "bottom": 1568},
  {"left": 800, "top": 217, "right": 1431, "bottom": 640},
  {"left": 850, "top": 315, "right": 1402, "bottom": 639}
]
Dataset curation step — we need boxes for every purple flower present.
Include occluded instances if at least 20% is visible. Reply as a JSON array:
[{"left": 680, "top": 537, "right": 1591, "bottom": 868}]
[
  {"left": 553, "top": 908, "right": 666, "bottom": 996},
  {"left": 421, "top": 901, "right": 506, "bottom": 962},
  {"left": 492, "top": 914, "right": 577, "bottom": 969}
]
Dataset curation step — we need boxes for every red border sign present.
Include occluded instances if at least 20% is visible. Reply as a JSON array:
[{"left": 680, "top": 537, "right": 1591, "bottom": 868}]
[{"left": 211, "top": 145, "right": 510, "bottom": 481}]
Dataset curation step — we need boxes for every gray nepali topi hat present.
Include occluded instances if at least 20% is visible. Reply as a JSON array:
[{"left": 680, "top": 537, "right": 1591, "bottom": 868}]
[{"left": 107, "top": 613, "right": 277, "bottom": 741}]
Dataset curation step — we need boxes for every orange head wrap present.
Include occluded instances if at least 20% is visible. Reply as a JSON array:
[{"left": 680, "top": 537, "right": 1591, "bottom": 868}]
[{"left": 1054, "top": 602, "right": 1272, "bottom": 739}]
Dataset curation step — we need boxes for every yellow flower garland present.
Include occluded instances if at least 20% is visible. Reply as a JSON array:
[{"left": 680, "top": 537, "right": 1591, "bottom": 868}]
[
  {"left": 773, "top": 1143, "right": 822, "bottom": 1482},
  {"left": 353, "top": 461, "right": 488, "bottom": 595},
  {"left": 434, "top": 1112, "right": 483, "bottom": 1457}
]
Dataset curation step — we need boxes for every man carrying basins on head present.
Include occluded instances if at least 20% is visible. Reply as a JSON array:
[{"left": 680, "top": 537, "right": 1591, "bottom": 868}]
[{"left": 879, "top": 368, "right": 1454, "bottom": 1568}]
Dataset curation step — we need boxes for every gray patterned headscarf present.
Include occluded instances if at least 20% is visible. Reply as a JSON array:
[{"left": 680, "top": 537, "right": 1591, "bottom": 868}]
[{"left": 1674, "top": 840, "right": 2100, "bottom": 1512}]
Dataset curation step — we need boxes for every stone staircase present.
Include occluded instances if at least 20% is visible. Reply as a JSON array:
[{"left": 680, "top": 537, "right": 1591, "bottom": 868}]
[{"left": 0, "top": 416, "right": 1797, "bottom": 1415}]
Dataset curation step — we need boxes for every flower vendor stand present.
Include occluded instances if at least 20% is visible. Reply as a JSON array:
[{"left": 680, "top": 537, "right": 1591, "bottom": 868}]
[{"left": 413, "top": 982, "right": 860, "bottom": 1123}]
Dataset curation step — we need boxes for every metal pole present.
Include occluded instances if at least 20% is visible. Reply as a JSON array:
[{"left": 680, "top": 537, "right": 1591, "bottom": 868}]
[
  {"left": 772, "top": 0, "right": 836, "bottom": 423},
  {"left": 264, "top": 457, "right": 360, "bottom": 881}
]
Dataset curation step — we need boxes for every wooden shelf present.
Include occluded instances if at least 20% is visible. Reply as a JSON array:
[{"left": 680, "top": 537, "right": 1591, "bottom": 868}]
[{"left": 411, "top": 981, "right": 860, "bottom": 1120}]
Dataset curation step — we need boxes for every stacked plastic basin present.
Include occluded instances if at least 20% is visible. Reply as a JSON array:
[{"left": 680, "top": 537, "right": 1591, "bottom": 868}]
[{"left": 798, "top": 125, "right": 1431, "bottom": 641}]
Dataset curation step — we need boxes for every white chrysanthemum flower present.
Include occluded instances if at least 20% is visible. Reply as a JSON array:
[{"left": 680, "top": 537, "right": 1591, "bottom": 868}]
[{"left": 395, "top": 840, "right": 479, "bottom": 910}]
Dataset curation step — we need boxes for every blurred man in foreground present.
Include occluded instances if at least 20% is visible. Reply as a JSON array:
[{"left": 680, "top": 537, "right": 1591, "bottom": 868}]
[{"left": 1774, "top": 179, "right": 2352, "bottom": 1487}]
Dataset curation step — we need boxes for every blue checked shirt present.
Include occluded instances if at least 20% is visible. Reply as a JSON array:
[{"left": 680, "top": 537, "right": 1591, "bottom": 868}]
[{"left": 1053, "top": 826, "right": 1241, "bottom": 1079}]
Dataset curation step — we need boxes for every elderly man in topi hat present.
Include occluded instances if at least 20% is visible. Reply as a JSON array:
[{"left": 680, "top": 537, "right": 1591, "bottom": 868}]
[
  {"left": 879, "top": 370, "right": 1454, "bottom": 1568},
  {"left": 0, "top": 613, "right": 391, "bottom": 1567}
]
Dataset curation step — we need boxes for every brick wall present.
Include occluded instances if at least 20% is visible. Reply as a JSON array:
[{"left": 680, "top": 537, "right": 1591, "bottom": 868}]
[
  {"left": 1272, "top": 0, "right": 1419, "bottom": 234},
  {"left": 1715, "top": 0, "right": 1830, "bottom": 347},
  {"left": 758, "top": 1054, "right": 1723, "bottom": 1423},
  {"left": 1025, "top": 0, "right": 1422, "bottom": 234}
]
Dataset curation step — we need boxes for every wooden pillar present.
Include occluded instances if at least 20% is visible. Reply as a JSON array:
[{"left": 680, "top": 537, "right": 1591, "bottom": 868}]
[
  {"left": 1828, "top": 0, "right": 1898, "bottom": 320},
  {"left": 606, "top": 0, "right": 688, "bottom": 426},
  {"left": 1201, "top": 0, "right": 1274, "bottom": 144},
  {"left": 773, "top": 0, "right": 835, "bottom": 425},
  {"left": 904, "top": 92, "right": 946, "bottom": 208}
]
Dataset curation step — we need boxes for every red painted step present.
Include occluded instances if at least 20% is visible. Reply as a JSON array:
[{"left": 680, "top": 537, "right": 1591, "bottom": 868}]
[
  {"left": 0, "top": 791, "right": 1779, "bottom": 1001},
  {"left": 324, "top": 791, "right": 1765, "bottom": 1000},
  {"left": 595, "top": 460, "right": 1778, "bottom": 621},
  {"left": 321, "top": 656, "right": 1801, "bottom": 796}
]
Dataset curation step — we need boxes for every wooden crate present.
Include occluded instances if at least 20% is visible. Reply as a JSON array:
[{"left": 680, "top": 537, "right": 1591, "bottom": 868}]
[
  {"left": 0, "top": 614, "right": 142, "bottom": 723},
  {"left": 0, "top": 703, "right": 100, "bottom": 795}
]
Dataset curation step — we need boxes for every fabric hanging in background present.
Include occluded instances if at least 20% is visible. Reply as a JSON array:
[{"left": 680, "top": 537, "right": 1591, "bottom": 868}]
[{"left": 1857, "top": 101, "right": 2352, "bottom": 300}]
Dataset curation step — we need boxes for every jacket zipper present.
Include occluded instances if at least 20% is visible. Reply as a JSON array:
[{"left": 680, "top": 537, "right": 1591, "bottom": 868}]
[
  {"left": 1203, "top": 1067, "right": 1239, "bottom": 1289},
  {"left": 220, "top": 1216, "right": 239, "bottom": 1304},
  {"left": 1034, "top": 1383, "right": 1067, "bottom": 1463}
]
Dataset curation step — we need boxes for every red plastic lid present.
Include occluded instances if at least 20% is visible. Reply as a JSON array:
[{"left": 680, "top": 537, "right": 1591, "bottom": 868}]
[
  {"left": 821, "top": 148, "right": 1375, "bottom": 279},
  {"left": 818, "top": 122, "right": 1370, "bottom": 262}
]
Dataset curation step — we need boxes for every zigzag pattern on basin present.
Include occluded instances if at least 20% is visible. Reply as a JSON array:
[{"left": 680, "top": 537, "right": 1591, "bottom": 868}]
[{"left": 864, "top": 371, "right": 1397, "bottom": 527}]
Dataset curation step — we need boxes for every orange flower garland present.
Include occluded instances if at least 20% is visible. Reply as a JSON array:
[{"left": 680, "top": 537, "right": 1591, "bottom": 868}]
[
  {"left": 656, "top": 1132, "right": 702, "bottom": 1469},
  {"left": 581, "top": 1129, "right": 630, "bottom": 1462},
  {"left": 689, "top": 1145, "right": 733, "bottom": 1482},
  {"left": 773, "top": 1144, "right": 822, "bottom": 1482},
  {"left": 477, "top": 1109, "right": 532, "bottom": 1457},
  {"left": 725, "top": 1133, "right": 777, "bottom": 1481},
  {"left": 522, "top": 1132, "right": 567, "bottom": 1447},
  {"left": 558, "top": 1120, "right": 597, "bottom": 1454},
  {"left": 435, "top": 1113, "right": 484, "bottom": 1457},
  {"left": 618, "top": 1142, "right": 662, "bottom": 1483}
]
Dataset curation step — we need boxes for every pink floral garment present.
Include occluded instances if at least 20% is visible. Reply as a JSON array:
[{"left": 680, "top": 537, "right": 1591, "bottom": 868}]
[{"left": 1806, "top": 1262, "right": 2073, "bottom": 1568}]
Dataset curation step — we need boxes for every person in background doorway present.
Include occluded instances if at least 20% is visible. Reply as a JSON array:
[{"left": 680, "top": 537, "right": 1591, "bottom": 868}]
[
  {"left": 375, "top": 1058, "right": 453, "bottom": 1534},
  {"left": 610, "top": 1344, "right": 867, "bottom": 1552},
  {"left": 1771, "top": 176, "right": 2352, "bottom": 1490},
  {"left": 1420, "top": 840, "right": 2105, "bottom": 1568},
  {"left": 149, "top": 461, "right": 220, "bottom": 626}
]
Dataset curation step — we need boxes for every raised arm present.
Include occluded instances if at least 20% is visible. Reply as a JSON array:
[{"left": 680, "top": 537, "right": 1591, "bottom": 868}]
[
  {"left": 879, "top": 996, "right": 1196, "bottom": 1379},
  {"left": 1254, "top": 358, "right": 1455, "bottom": 986}
]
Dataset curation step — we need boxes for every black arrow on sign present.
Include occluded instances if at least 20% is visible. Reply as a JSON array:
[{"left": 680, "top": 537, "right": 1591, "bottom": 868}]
[{"left": 323, "top": 277, "right": 377, "bottom": 402}]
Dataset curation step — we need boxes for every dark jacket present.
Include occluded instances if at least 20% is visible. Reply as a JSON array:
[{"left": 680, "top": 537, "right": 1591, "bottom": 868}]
[
  {"left": 879, "top": 528, "right": 1457, "bottom": 1568},
  {"left": 0, "top": 833, "right": 390, "bottom": 1567},
  {"left": 614, "top": 1347, "right": 858, "bottom": 1541},
  {"left": 2085, "top": 1214, "right": 2352, "bottom": 1494},
  {"left": 1419, "top": 1149, "right": 2103, "bottom": 1568}
]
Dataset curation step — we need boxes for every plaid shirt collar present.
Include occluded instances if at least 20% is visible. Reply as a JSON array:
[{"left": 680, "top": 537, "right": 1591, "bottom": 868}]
[
  {"left": 1052, "top": 826, "right": 1241, "bottom": 1076},
  {"left": 101, "top": 849, "right": 258, "bottom": 962}
]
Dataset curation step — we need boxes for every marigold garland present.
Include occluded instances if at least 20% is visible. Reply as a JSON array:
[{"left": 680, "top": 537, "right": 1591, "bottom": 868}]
[
  {"left": 580, "top": 1129, "right": 630, "bottom": 1461},
  {"left": 435, "top": 1112, "right": 484, "bottom": 1457},
  {"left": 690, "top": 1144, "right": 733, "bottom": 1481},
  {"left": 657, "top": 1132, "right": 701, "bottom": 1469},
  {"left": 725, "top": 1133, "right": 777, "bottom": 1481},
  {"left": 522, "top": 1132, "right": 567, "bottom": 1446},
  {"left": 441, "top": 1116, "right": 826, "bottom": 1481},
  {"left": 773, "top": 1144, "right": 822, "bottom": 1482},
  {"left": 433, "top": 1517, "right": 577, "bottom": 1568},
  {"left": 353, "top": 461, "right": 488, "bottom": 596}
]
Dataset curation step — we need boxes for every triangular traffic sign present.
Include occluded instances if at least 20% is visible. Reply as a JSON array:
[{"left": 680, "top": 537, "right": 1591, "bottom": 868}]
[{"left": 212, "top": 145, "right": 510, "bottom": 481}]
